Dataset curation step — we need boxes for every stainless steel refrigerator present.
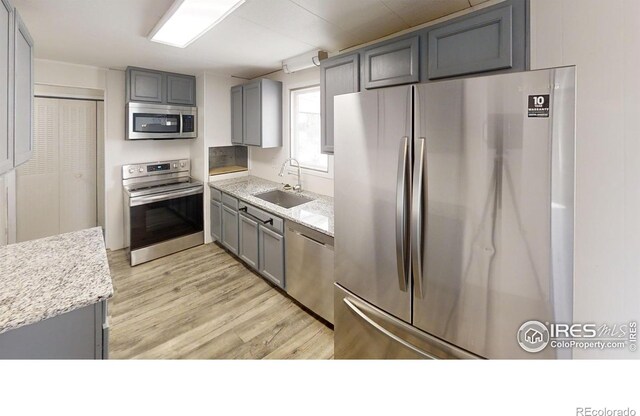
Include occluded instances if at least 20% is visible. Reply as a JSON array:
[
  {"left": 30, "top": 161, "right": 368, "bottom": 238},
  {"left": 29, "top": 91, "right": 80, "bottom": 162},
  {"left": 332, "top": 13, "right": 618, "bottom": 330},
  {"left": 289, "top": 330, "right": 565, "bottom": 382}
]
[{"left": 333, "top": 67, "right": 575, "bottom": 359}]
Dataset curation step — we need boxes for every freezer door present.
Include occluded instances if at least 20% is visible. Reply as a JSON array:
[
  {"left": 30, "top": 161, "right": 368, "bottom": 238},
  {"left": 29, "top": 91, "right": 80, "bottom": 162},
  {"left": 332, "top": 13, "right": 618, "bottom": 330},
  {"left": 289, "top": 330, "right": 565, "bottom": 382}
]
[
  {"left": 412, "top": 67, "right": 575, "bottom": 359},
  {"left": 334, "top": 86, "right": 412, "bottom": 322},
  {"left": 334, "top": 284, "right": 479, "bottom": 359}
]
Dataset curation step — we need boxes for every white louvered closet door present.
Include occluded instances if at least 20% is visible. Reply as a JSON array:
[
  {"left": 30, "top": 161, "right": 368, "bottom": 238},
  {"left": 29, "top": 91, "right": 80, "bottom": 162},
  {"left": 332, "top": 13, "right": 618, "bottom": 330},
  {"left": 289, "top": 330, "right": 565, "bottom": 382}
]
[
  {"left": 16, "top": 98, "right": 97, "bottom": 242},
  {"left": 59, "top": 99, "right": 97, "bottom": 234}
]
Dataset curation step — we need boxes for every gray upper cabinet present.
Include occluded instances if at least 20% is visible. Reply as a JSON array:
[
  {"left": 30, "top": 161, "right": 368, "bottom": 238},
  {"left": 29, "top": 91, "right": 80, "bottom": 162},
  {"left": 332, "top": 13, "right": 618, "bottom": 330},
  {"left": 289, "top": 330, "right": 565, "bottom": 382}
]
[
  {"left": 230, "top": 85, "right": 243, "bottom": 145},
  {"left": 424, "top": 0, "right": 525, "bottom": 79},
  {"left": 242, "top": 80, "right": 261, "bottom": 146},
  {"left": 320, "top": 53, "right": 359, "bottom": 155},
  {"left": 232, "top": 78, "right": 282, "bottom": 148},
  {"left": 13, "top": 8, "right": 32, "bottom": 168},
  {"left": 166, "top": 74, "right": 196, "bottom": 105},
  {"left": 363, "top": 35, "right": 419, "bottom": 89},
  {"left": 128, "top": 68, "right": 163, "bottom": 103},
  {"left": 126, "top": 67, "right": 196, "bottom": 106},
  {"left": 0, "top": 0, "right": 12, "bottom": 174}
]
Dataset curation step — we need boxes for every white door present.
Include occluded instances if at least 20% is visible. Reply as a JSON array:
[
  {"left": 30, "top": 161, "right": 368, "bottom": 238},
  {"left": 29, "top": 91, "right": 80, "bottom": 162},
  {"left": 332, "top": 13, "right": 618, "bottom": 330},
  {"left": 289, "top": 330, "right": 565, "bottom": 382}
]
[{"left": 16, "top": 97, "right": 98, "bottom": 242}]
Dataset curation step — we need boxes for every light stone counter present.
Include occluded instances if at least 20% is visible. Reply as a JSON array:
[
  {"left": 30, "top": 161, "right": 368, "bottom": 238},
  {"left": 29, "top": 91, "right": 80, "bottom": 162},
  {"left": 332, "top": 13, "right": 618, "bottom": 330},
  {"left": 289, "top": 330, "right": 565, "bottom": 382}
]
[
  {"left": 0, "top": 227, "right": 113, "bottom": 335},
  {"left": 209, "top": 176, "right": 334, "bottom": 237}
]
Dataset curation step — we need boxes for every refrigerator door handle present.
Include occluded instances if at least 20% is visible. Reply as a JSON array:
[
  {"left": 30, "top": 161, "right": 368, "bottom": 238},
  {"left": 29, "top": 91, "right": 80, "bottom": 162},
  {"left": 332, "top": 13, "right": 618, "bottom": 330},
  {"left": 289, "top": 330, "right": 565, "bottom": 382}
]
[
  {"left": 343, "top": 298, "right": 435, "bottom": 359},
  {"left": 411, "top": 137, "right": 425, "bottom": 299},
  {"left": 395, "top": 136, "right": 410, "bottom": 292}
]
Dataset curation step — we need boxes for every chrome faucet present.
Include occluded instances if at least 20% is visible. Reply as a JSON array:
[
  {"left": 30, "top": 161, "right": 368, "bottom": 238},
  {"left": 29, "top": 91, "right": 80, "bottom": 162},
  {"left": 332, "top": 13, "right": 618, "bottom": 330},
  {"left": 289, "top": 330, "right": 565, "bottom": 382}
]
[{"left": 278, "top": 158, "right": 302, "bottom": 192}]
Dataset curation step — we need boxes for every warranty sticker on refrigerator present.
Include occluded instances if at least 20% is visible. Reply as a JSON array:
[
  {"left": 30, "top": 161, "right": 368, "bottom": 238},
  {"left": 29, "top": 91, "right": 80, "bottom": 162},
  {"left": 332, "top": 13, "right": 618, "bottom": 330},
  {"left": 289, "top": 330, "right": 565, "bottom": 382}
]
[{"left": 528, "top": 94, "right": 550, "bottom": 117}]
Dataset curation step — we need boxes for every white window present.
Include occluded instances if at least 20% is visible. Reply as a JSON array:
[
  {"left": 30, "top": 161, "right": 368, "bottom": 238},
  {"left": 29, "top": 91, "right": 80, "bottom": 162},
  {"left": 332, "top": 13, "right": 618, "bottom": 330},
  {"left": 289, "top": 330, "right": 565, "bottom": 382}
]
[{"left": 290, "top": 85, "right": 328, "bottom": 173}]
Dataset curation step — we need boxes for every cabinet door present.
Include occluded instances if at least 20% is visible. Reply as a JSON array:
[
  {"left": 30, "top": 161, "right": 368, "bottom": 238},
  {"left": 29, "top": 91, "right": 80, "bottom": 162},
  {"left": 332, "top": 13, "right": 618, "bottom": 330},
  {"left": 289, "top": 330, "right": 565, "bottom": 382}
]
[
  {"left": 230, "top": 85, "right": 243, "bottom": 145},
  {"left": 0, "top": 0, "right": 12, "bottom": 174},
  {"left": 221, "top": 205, "right": 239, "bottom": 255},
  {"left": 210, "top": 199, "right": 222, "bottom": 241},
  {"left": 13, "top": 10, "right": 32, "bottom": 167},
  {"left": 259, "top": 225, "right": 285, "bottom": 289},
  {"left": 426, "top": 4, "right": 513, "bottom": 79},
  {"left": 128, "top": 68, "right": 163, "bottom": 103},
  {"left": 320, "top": 53, "right": 359, "bottom": 155},
  {"left": 363, "top": 35, "right": 419, "bottom": 89},
  {"left": 242, "top": 80, "right": 262, "bottom": 147},
  {"left": 166, "top": 74, "right": 196, "bottom": 106},
  {"left": 238, "top": 213, "right": 259, "bottom": 269}
]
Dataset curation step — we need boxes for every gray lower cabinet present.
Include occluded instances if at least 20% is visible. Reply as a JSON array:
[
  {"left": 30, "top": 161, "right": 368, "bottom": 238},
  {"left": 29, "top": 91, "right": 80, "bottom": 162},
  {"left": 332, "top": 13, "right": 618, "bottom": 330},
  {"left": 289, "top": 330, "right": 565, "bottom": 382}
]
[
  {"left": 221, "top": 204, "right": 239, "bottom": 255},
  {"left": 238, "top": 213, "right": 259, "bottom": 269},
  {"left": 230, "top": 84, "right": 243, "bottom": 145},
  {"left": 12, "top": 8, "right": 33, "bottom": 168},
  {"left": 320, "top": 53, "right": 359, "bottom": 155},
  {"left": 363, "top": 35, "right": 419, "bottom": 89},
  {"left": 210, "top": 199, "right": 222, "bottom": 241},
  {"left": 126, "top": 67, "right": 196, "bottom": 106},
  {"left": 259, "top": 225, "right": 285, "bottom": 289},
  {"left": 0, "top": 300, "right": 109, "bottom": 359},
  {"left": 0, "top": 0, "right": 12, "bottom": 174},
  {"left": 424, "top": 0, "right": 526, "bottom": 79}
]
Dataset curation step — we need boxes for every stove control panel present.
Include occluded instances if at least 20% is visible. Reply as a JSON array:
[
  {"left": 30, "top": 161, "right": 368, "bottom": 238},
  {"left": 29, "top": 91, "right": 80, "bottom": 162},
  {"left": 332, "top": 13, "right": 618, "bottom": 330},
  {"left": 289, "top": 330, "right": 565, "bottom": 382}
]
[{"left": 122, "top": 159, "right": 190, "bottom": 180}]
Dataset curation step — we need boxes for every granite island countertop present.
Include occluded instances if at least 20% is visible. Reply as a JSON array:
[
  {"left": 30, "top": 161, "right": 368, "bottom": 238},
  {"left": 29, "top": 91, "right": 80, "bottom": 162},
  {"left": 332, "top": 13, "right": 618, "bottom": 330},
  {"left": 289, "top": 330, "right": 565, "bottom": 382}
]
[
  {"left": 209, "top": 176, "right": 334, "bottom": 237},
  {"left": 0, "top": 227, "right": 113, "bottom": 335}
]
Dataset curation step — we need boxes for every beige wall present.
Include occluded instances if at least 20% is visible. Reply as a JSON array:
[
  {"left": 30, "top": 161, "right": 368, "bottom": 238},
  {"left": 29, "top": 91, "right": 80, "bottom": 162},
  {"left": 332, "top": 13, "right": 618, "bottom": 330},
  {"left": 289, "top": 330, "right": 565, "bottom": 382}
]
[
  {"left": 248, "top": 66, "right": 335, "bottom": 197},
  {"left": 104, "top": 69, "right": 192, "bottom": 250},
  {"left": 191, "top": 72, "right": 241, "bottom": 244},
  {"left": 530, "top": 0, "right": 640, "bottom": 358}
]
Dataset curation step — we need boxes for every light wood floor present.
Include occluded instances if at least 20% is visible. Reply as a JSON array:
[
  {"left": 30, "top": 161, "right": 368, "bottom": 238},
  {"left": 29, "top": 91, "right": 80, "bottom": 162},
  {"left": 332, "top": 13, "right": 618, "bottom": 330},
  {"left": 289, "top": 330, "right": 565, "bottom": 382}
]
[{"left": 107, "top": 243, "right": 334, "bottom": 359}]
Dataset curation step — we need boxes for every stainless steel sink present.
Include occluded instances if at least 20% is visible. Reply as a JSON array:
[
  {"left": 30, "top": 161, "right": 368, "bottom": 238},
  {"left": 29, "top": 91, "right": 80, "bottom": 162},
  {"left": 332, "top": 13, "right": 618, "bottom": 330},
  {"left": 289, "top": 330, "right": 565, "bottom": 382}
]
[{"left": 254, "top": 189, "right": 313, "bottom": 209}]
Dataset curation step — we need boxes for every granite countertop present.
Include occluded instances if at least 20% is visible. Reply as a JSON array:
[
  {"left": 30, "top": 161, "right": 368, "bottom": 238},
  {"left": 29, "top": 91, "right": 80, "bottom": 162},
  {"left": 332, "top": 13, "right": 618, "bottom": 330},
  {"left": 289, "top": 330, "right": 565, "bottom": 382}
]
[
  {"left": 0, "top": 227, "right": 114, "bottom": 335},
  {"left": 209, "top": 176, "right": 334, "bottom": 237}
]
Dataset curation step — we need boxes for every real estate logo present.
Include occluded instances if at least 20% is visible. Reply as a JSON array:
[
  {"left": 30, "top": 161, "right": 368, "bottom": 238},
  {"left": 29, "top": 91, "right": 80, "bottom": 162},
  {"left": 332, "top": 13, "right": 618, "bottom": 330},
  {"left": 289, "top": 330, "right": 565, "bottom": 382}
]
[
  {"left": 517, "top": 320, "right": 550, "bottom": 353},
  {"left": 517, "top": 320, "right": 637, "bottom": 353}
]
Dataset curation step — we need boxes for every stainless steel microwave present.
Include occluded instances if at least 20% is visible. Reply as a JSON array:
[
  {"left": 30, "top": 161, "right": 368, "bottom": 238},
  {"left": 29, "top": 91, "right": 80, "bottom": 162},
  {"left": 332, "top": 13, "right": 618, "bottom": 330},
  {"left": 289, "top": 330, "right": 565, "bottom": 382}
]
[{"left": 126, "top": 102, "right": 197, "bottom": 140}]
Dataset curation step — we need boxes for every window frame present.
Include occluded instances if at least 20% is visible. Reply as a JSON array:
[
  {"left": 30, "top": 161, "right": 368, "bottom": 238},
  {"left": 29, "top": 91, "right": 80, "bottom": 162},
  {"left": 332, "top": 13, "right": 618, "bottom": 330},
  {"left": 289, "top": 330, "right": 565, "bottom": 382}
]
[{"left": 288, "top": 84, "right": 332, "bottom": 177}]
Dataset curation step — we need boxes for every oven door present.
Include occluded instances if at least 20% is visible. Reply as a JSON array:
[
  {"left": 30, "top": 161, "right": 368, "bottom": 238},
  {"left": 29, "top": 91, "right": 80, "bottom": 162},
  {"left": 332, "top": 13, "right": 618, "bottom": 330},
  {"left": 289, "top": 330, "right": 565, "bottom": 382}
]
[{"left": 128, "top": 187, "right": 203, "bottom": 251}]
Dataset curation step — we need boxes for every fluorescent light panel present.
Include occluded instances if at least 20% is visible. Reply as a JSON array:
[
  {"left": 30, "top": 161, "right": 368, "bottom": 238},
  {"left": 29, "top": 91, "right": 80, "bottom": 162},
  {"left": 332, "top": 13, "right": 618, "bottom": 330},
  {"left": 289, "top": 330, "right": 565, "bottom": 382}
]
[{"left": 149, "top": 0, "right": 245, "bottom": 48}]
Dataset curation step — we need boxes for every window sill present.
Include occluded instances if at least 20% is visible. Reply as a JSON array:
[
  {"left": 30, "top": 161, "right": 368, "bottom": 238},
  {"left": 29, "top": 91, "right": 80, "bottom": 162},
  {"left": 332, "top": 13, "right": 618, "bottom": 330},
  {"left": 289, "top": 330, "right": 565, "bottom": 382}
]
[{"left": 286, "top": 167, "right": 333, "bottom": 180}]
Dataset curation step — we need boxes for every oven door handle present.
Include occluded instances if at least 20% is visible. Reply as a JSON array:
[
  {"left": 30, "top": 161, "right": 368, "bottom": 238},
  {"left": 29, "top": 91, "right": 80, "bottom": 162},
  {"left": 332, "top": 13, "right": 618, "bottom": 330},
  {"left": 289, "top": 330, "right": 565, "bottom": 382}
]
[{"left": 129, "top": 186, "right": 203, "bottom": 207}]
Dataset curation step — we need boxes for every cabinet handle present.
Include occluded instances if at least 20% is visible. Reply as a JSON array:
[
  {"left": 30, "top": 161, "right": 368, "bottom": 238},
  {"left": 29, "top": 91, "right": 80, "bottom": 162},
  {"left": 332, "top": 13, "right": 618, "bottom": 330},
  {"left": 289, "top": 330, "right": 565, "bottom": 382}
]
[
  {"left": 295, "top": 231, "right": 326, "bottom": 246},
  {"left": 240, "top": 207, "right": 273, "bottom": 225}
]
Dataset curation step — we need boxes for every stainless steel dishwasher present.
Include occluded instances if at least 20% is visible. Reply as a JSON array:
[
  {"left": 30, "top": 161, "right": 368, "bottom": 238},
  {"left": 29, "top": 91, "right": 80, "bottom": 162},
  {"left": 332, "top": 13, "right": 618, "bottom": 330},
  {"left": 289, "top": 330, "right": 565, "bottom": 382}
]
[{"left": 285, "top": 220, "right": 335, "bottom": 324}]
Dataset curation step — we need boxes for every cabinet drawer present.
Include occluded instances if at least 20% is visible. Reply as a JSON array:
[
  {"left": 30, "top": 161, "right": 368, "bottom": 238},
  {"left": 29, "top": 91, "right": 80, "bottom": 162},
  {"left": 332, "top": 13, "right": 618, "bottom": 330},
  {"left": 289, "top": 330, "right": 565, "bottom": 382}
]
[
  {"left": 238, "top": 201, "right": 283, "bottom": 234},
  {"left": 210, "top": 188, "right": 222, "bottom": 202},
  {"left": 221, "top": 192, "right": 238, "bottom": 210},
  {"left": 363, "top": 35, "right": 419, "bottom": 89},
  {"left": 426, "top": 5, "right": 513, "bottom": 79}
]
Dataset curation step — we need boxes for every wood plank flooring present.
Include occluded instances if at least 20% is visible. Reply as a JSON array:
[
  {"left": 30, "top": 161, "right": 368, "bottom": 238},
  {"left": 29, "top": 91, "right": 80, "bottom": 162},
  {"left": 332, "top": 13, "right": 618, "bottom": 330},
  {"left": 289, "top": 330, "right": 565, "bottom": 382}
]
[{"left": 107, "top": 243, "right": 334, "bottom": 359}]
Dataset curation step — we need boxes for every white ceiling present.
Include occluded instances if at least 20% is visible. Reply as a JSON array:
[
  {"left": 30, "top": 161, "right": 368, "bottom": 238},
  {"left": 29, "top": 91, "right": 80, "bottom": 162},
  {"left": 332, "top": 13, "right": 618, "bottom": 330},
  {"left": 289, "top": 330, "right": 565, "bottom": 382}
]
[{"left": 12, "top": 0, "right": 488, "bottom": 79}]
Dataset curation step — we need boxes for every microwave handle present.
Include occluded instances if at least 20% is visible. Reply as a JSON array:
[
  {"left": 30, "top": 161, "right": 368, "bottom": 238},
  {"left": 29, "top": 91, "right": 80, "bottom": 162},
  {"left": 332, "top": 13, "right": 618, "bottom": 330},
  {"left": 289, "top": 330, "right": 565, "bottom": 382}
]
[{"left": 179, "top": 113, "right": 183, "bottom": 135}]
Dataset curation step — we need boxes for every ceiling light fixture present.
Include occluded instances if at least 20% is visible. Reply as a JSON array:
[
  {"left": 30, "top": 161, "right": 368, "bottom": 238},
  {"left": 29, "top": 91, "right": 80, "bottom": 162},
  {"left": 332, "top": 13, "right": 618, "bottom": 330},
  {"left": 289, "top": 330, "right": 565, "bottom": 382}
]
[
  {"left": 282, "top": 50, "right": 328, "bottom": 74},
  {"left": 149, "top": 0, "right": 245, "bottom": 48}
]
